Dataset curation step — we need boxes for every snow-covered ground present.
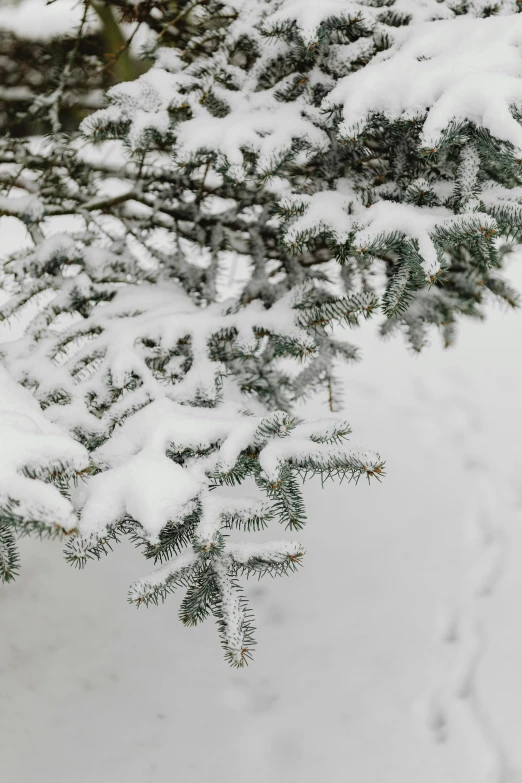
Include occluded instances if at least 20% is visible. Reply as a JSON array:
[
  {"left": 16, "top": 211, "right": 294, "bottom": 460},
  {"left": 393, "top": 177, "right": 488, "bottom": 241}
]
[{"left": 2, "top": 217, "right": 522, "bottom": 781}]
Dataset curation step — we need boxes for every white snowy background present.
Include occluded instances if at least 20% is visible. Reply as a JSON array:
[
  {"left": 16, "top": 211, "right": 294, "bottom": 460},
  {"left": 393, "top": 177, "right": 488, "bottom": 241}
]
[{"left": 2, "top": 215, "right": 522, "bottom": 783}]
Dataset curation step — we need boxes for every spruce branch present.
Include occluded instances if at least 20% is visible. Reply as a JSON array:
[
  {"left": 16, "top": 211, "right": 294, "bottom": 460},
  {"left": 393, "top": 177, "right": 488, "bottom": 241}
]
[{"left": 3, "top": 0, "right": 522, "bottom": 667}]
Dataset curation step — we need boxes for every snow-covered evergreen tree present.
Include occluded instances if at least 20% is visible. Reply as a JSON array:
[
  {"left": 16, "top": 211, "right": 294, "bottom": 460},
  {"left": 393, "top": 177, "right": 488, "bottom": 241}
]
[{"left": 1, "top": 0, "right": 522, "bottom": 664}]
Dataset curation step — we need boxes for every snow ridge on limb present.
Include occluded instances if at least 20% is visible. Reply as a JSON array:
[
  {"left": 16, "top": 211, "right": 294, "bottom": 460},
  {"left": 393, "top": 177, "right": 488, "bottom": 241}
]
[
  {"left": 327, "top": 15, "right": 522, "bottom": 153},
  {"left": 64, "top": 396, "right": 381, "bottom": 666},
  {"left": 0, "top": 365, "right": 88, "bottom": 581},
  {"left": 1, "top": 280, "right": 369, "bottom": 433}
]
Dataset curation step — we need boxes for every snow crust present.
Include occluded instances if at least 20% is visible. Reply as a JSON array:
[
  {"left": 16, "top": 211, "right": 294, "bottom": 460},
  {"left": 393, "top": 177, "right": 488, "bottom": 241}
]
[
  {"left": 262, "top": 0, "right": 377, "bottom": 44},
  {"left": 0, "top": 194, "right": 44, "bottom": 222},
  {"left": 327, "top": 15, "right": 522, "bottom": 153},
  {"left": 226, "top": 540, "right": 303, "bottom": 564},
  {"left": 128, "top": 550, "right": 196, "bottom": 601},
  {"left": 1, "top": 278, "right": 309, "bottom": 436},
  {"left": 74, "top": 395, "right": 377, "bottom": 542},
  {"left": 282, "top": 193, "right": 465, "bottom": 277},
  {"left": 0, "top": 365, "right": 88, "bottom": 531}
]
